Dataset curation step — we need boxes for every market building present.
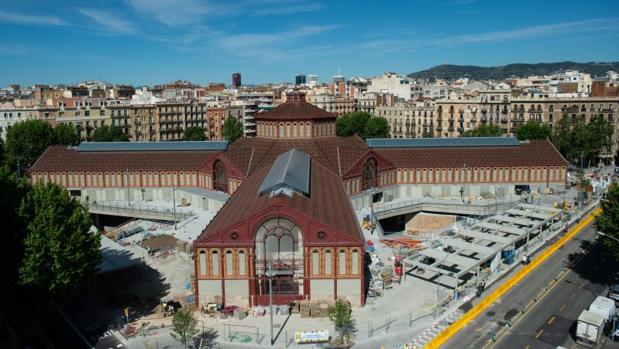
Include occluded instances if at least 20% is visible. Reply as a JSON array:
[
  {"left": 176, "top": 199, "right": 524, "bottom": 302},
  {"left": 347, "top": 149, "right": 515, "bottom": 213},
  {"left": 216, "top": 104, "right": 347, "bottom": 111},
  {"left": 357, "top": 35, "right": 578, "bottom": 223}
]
[{"left": 29, "top": 91, "right": 569, "bottom": 308}]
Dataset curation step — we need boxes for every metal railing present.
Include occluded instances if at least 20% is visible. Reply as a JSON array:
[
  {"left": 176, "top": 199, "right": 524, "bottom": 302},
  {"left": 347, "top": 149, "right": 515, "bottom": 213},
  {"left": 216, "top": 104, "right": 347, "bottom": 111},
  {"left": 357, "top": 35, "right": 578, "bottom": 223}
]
[
  {"left": 84, "top": 201, "right": 194, "bottom": 220},
  {"left": 374, "top": 197, "right": 520, "bottom": 216}
]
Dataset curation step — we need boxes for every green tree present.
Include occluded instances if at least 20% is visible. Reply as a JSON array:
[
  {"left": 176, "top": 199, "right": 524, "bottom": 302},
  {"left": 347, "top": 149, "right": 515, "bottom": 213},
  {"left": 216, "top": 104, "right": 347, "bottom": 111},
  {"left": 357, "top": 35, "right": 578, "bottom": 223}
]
[
  {"left": 0, "top": 137, "right": 4, "bottom": 164},
  {"left": 349, "top": 112, "right": 371, "bottom": 136},
  {"left": 336, "top": 113, "right": 354, "bottom": 137},
  {"left": 515, "top": 120, "right": 552, "bottom": 140},
  {"left": 0, "top": 170, "right": 30, "bottom": 300},
  {"left": 18, "top": 183, "right": 101, "bottom": 300},
  {"left": 551, "top": 116, "right": 573, "bottom": 161},
  {"left": 222, "top": 117, "right": 244, "bottom": 142},
  {"left": 91, "top": 124, "right": 129, "bottom": 142},
  {"left": 336, "top": 112, "right": 373, "bottom": 137},
  {"left": 4, "top": 120, "right": 56, "bottom": 172},
  {"left": 596, "top": 183, "right": 619, "bottom": 262},
  {"left": 184, "top": 126, "right": 206, "bottom": 141},
  {"left": 584, "top": 114, "right": 613, "bottom": 165},
  {"left": 171, "top": 308, "right": 199, "bottom": 349},
  {"left": 328, "top": 299, "right": 357, "bottom": 345},
  {"left": 462, "top": 124, "right": 502, "bottom": 137},
  {"left": 363, "top": 117, "right": 390, "bottom": 138},
  {"left": 54, "top": 123, "right": 79, "bottom": 146}
]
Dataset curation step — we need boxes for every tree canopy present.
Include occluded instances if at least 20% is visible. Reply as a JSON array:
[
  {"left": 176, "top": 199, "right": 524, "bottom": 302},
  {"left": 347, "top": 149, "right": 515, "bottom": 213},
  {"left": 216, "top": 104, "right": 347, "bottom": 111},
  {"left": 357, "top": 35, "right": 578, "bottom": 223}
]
[
  {"left": 328, "top": 299, "right": 356, "bottom": 345},
  {"left": 551, "top": 115, "right": 613, "bottom": 166},
  {"left": 462, "top": 124, "right": 502, "bottom": 137},
  {"left": 54, "top": 123, "right": 79, "bottom": 145},
  {"left": 596, "top": 183, "right": 619, "bottom": 262},
  {"left": 18, "top": 183, "right": 101, "bottom": 300},
  {"left": 222, "top": 117, "right": 244, "bottom": 142},
  {"left": 4, "top": 119, "right": 56, "bottom": 172},
  {"left": 184, "top": 126, "right": 206, "bottom": 141},
  {"left": 336, "top": 112, "right": 373, "bottom": 137},
  {"left": 363, "top": 116, "right": 390, "bottom": 138},
  {"left": 91, "top": 124, "right": 129, "bottom": 142},
  {"left": 171, "top": 308, "right": 199, "bottom": 349},
  {"left": 515, "top": 120, "right": 552, "bottom": 140}
]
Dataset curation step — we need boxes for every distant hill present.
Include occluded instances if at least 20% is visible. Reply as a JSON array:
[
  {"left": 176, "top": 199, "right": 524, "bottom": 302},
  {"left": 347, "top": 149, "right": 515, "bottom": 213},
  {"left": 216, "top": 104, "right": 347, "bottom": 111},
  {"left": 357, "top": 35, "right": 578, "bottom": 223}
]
[{"left": 408, "top": 61, "right": 619, "bottom": 80}]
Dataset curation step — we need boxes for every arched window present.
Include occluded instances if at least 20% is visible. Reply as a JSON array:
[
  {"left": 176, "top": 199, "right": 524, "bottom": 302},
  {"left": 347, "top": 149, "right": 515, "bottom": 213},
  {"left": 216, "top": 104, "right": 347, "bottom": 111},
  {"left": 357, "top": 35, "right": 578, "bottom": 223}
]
[
  {"left": 199, "top": 251, "right": 207, "bottom": 275},
  {"left": 325, "top": 250, "right": 332, "bottom": 275},
  {"left": 254, "top": 217, "right": 304, "bottom": 296},
  {"left": 352, "top": 249, "right": 359, "bottom": 275},
  {"left": 213, "top": 160, "right": 227, "bottom": 192},
  {"left": 225, "top": 250, "right": 233, "bottom": 275},
  {"left": 238, "top": 250, "right": 246, "bottom": 275},
  {"left": 339, "top": 249, "right": 347, "bottom": 275},
  {"left": 312, "top": 250, "right": 319, "bottom": 275},
  {"left": 362, "top": 157, "right": 377, "bottom": 191},
  {"left": 211, "top": 250, "right": 219, "bottom": 276}
]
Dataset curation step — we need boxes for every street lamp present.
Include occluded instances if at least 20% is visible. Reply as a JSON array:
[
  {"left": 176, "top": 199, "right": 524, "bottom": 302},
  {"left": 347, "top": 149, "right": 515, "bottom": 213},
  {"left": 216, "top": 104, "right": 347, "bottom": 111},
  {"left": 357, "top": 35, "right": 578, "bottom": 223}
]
[
  {"left": 597, "top": 231, "right": 619, "bottom": 243},
  {"left": 265, "top": 264, "right": 275, "bottom": 346}
]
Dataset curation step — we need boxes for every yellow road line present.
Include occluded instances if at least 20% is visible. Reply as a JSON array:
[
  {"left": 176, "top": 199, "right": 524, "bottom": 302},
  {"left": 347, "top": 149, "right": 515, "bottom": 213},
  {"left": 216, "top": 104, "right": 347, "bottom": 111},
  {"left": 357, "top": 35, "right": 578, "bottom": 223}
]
[
  {"left": 423, "top": 208, "right": 601, "bottom": 349},
  {"left": 559, "top": 304, "right": 566, "bottom": 312},
  {"left": 524, "top": 345, "right": 530, "bottom": 349},
  {"left": 535, "top": 329, "right": 544, "bottom": 339},
  {"left": 547, "top": 316, "right": 556, "bottom": 325}
]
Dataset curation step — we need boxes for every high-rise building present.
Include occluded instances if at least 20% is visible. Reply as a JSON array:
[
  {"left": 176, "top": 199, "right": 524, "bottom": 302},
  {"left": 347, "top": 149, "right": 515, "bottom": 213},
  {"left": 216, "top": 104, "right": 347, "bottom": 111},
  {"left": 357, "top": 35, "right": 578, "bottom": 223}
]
[
  {"left": 232, "top": 72, "right": 242, "bottom": 88},
  {"left": 295, "top": 74, "right": 306, "bottom": 85}
]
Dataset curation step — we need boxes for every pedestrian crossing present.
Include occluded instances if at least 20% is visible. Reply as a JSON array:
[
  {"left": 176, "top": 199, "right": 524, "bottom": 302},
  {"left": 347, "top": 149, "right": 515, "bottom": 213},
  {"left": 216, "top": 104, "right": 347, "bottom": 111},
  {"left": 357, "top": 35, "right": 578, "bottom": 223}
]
[{"left": 404, "top": 311, "right": 462, "bottom": 349}]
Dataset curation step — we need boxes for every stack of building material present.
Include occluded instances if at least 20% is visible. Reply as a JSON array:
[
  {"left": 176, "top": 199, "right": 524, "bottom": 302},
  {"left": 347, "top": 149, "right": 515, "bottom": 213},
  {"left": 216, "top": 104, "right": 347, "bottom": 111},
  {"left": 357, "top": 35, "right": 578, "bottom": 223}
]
[
  {"left": 310, "top": 301, "right": 321, "bottom": 318},
  {"left": 300, "top": 300, "right": 311, "bottom": 318}
]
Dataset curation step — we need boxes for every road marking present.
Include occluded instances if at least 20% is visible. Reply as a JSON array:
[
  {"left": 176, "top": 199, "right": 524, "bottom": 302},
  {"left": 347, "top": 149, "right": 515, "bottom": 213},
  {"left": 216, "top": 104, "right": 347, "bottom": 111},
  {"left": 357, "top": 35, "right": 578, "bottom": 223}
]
[
  {"left": 559, "top": 304, "right": 566, "bottom": 311},
  {"left": 422, "top": 208, "right": 601, "bottom": 349},
  {"left": 547, "top": 316, "right": 556, "bottom": 325},
  {"left": 524, "top": 345, "right": 530, "bottom": 349},
  {"left": 535, "top": 329, "right": 544, "bottom": 339}
]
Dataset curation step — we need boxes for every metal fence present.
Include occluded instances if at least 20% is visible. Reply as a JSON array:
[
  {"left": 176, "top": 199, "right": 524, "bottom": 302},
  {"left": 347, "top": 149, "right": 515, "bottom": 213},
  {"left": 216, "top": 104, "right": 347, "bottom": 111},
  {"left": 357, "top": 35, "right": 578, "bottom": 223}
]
[{"left": 84, "top": 201, "right": 194, "bottom": 221}]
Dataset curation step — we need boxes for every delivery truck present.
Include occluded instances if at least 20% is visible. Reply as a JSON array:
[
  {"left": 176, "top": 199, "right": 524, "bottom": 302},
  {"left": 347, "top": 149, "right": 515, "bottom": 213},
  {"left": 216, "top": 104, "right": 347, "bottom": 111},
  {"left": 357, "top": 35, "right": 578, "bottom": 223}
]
[{"left": 576, "top": 296, "right": 617, "bottom": 347}]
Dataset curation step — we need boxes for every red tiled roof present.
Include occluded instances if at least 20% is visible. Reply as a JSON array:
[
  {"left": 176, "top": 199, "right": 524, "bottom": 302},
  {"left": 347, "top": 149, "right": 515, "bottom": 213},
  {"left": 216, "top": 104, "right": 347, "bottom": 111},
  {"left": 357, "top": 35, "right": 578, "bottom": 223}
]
[
  {"left": 374, "top": 139, "right": 568, "bottom": 168},
  {"left": 222, "top": 136, "right": 368, "bottom": 176},
  {"left": 196, "top": 157, "right": 363, "bottom": 245},
  {"left": 255, "top": 98, "right": 336, "bottom": 121},
  {"left": 30, "top": 145, "right": 214, "bottom": 173}
]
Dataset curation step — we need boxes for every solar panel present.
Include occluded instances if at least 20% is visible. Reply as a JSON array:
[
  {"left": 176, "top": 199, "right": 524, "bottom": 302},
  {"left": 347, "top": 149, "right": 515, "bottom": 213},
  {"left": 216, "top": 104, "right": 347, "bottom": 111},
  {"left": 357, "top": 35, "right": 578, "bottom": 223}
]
[
  {"left": 258, "top": 149, "right": 310, "bottom": 196},
  {"left": 366, "top": 137, "right": 520, "bottom": 148},
  {"left": 77, "top": 141, "right": 228, "bottom": 152}
]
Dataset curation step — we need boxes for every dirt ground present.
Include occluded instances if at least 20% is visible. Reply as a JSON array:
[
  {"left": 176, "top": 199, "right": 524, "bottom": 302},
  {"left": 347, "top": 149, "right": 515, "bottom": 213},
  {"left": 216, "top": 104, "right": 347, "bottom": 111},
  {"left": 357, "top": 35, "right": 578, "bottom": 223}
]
[{"left": 405, "top": 212, "right": 456, "bottom": 235}]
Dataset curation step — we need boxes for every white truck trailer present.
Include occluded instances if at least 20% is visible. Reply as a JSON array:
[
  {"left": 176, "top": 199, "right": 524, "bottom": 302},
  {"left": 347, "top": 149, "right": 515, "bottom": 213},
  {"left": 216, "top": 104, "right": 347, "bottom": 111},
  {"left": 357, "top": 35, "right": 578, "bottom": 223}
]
[{"left": 576, "top": 296, "right": 617, "bottom": 347}]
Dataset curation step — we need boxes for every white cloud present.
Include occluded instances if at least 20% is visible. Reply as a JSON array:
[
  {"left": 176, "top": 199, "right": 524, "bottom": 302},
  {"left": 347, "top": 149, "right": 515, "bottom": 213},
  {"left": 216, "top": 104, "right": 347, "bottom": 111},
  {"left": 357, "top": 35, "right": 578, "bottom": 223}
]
[
  {"left": 218, "top": 24, "right": 338, "bottom": 49},
  {"left": 78, "top": 9, "right": 136, "bottom": 34},
  {"left": 0, "top": 9, "right": 67, "bottom": 26},
  {"left": 252, "top": 3, "right": 325, "bottom": 16},
  {"left": 125, "top": 0, "right": 220, "bottom": 26},
  {"left": 434, "top": 19, "right": 619, "bottom": 45}
]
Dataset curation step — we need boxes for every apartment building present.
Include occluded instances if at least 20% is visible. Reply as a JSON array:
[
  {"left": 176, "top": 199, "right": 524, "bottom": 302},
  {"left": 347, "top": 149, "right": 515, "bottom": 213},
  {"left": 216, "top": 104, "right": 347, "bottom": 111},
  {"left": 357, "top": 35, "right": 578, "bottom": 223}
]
[
  {"left": 434, "top": 89, "right": 511, "bottom": 137},
  {"left": 0, "top": 103, "right": 57, "bottom": 140},
  {"left": 57, "top": 98, "right": 112, "bottom": 140}
]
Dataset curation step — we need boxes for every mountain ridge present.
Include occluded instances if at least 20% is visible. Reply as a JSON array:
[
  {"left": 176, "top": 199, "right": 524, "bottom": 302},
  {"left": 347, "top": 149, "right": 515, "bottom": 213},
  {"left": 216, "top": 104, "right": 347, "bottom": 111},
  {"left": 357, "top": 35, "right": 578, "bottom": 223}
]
[{"left": 408, "top": 61, "right": 619, "bottom": 80}]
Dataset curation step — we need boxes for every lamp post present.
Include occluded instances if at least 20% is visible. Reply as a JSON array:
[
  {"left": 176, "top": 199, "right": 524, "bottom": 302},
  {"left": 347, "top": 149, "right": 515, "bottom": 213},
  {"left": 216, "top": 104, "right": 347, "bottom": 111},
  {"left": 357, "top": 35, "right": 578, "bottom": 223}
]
[
  {"left": 266, "top": 264, "right": 275, "bottom": 345},
  {"left": 172, "top": 187, "right": 177, "bottom": 230},
  {"left": 597, "top": 231, "right": 619, "bottom": 243}
]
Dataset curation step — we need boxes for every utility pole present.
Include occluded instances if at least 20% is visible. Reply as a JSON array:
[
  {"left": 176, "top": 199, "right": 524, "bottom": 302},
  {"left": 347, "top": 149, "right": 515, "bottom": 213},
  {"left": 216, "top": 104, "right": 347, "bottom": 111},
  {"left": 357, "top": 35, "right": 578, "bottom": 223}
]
[
  {"left": 125, "top": 168, "right": 130, "bottom": 206},
  {"left": 172, "top": 187, "right": 177, "bottom": 229},
  {"left": 267, "top": 264, "right": 274, "bottom": 345}
]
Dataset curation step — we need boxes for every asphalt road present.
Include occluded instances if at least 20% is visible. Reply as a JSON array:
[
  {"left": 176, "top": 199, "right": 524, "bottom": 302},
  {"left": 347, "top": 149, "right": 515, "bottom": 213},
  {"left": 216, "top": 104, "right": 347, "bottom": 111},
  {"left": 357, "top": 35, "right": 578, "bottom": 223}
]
[{"left": 441, "top": 220, "right": 619, "bottom": 349}]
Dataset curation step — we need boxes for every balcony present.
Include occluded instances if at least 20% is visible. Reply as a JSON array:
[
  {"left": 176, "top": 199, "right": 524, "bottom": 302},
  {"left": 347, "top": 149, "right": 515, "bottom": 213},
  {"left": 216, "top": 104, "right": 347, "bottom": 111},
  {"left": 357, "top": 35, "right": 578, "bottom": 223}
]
[
  {"left": 480, "top": 116, "right": 487, "bottom": 122},
  {"left": 448, "top": 127, "right": 454, "bottom": 132},
  {"left": 500, "top": 117, "right": 509, "bottom": 123},
  {"left": 436, "top": 126, "right": 442, "bottom": 131},
  {"left": 457, "top": 127, "right": 464, "bottom": 133}
]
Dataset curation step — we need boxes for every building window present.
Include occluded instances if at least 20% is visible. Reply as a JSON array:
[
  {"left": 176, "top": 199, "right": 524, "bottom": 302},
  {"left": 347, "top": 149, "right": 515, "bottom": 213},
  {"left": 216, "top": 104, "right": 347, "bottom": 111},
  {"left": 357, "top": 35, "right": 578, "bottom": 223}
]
[
  {"left": 238, "top": 250, "right": 246, "bottom": 275},
  {"left": 312, "top": 250, "right": 319, "bottom": 275},
  {"left": 361, "top": 158, "right": 377, "bottom": 191},
  {"left": 225, "top": 250, "right": 233, "bottom": 275},
  {"left": 211, "top": 251, "right": 219, "bottom": 276},
  {"left": 339, "top": 249, "right": 346, "bottom": 275},
  {"left": 325, "top": 250, "right": 332, "bottom": 275},
  {"left": 213, "top": 160, "right": 227, "bottom": 192},
  {"left": 199, "top": 251, "right": 207, "bottom": 275}
]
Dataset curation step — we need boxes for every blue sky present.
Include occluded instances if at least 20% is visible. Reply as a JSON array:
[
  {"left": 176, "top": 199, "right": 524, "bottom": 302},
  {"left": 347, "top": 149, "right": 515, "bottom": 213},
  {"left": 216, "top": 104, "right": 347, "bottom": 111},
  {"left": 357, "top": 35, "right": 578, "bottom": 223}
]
[{"left": 1, "top": 0, "right": 618, "bottom": 86}]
